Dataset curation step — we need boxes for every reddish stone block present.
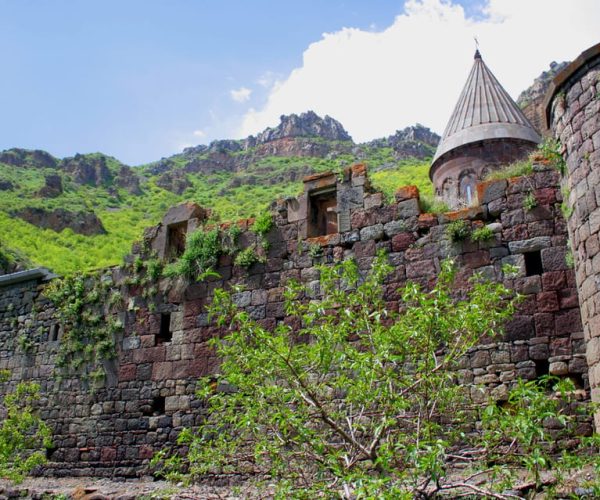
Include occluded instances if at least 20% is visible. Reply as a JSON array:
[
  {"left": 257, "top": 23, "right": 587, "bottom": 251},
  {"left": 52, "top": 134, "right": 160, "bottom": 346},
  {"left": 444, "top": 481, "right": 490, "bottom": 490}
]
[
  {"left": 194, "top": 342, "right": 216, "bottom": 359},
  {"left": 354, "top": 240, "right": 376, "bottom": 258},
  {"left": 101, "top": 447, "right": 117, "bottom": 462},
  {"left": 172, "top": 360, "right": 189, "bottom": 379},
  {"left": 139, "top": 445, "right": 154, "bottom": 460},
  {"left": 406, "top": 260, "right": 435, "bottom": 279},
  {"left": 535, "top": 188, "right": 557, "bottom": 205},
  {"left": 139, "top": 335, "right": 155, "bottom": 348},
  {"left": 418, "top": 213, "right": 437, "bottom": 229},
  {"left": 558, "top": 288, "right": 580, "bottom": 309},
  {"left": 184, "top": 299, "right": 205, "bottom": 318},
  {"left": 152, "top": 361, "right": 173, "bottom": 381},
  {"left": 555, "top": 308, "right": 583, "bottom": 335},
  {"left": 134, "top": 346, "right": 166, "bottom": 364},
  {"left": 266, "top": 302, "right": 285, "bottom": 318},
  {"left": 537, "top": 291, "right": 559, "bottom": 312},
  {"left": 118, "top": 364, "right": 136, "bottom": 382},
  {"left": 534, "top": 313, "right": 555, "bottom": 336},
  {"left": 542, "top": 271, "right": 567, "bottom": 291},
  {"left": 550, "top": 337, "right": 572, "bottom": 357},
  {"left": 185, "top": 283, "right": 207, "bottom": 300},
  {"left": 391, "top": 232, "right": 415, "bottom": 251},
  {"left": 504, "top": 315, "right": 534, "bottom": 341},
  {"left": 187, "top": 358, "right": 208, "bottom": 377},
  {"left": 462, "top": 250, "right": 490, "bottom": 269},
  {"left": 351, "top": 210, "right": 376, "bottom": 229},
  {"left": 395, "top": 185, "right": 420, "bottom": 202},
  {"left": 503, "top": 224, "right": 528, "bottom": 241}
]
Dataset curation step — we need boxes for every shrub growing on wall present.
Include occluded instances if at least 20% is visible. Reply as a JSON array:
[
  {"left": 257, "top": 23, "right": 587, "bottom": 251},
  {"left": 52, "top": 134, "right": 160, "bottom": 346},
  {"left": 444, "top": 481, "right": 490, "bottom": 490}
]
[{"left": 153, "top": 253, "right": 541, "bottom": 497}]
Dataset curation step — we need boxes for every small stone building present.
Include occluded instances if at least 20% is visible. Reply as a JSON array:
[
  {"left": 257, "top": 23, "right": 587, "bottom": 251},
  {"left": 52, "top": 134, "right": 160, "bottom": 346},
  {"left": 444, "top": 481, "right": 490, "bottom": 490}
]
[{"left": 430, "top": 50, "right": 541, "bottom": 207}]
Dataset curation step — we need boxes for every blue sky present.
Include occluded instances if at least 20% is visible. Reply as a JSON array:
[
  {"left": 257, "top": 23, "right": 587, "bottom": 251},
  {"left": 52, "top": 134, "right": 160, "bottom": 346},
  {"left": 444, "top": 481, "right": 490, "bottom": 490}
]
[{"left": 0, "top": 1, "right": 598, "bottom": 164}]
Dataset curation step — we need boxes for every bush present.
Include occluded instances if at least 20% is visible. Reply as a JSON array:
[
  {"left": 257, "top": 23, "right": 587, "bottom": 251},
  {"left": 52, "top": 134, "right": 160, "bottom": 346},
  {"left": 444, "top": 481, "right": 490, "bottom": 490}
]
[
  {"left": 153, "top": 253, "right": 525, "bottom": 498},
  {"left": 0, "top": 371, "right": 52, "bottom": 483},
  {"left": 233, "top": 246, "right": 262, "bottom": 268},
  {"left": 419, "top": 195, "right": 449, "bottom": 214},
  {"left": 251, "top": 211, "right": 274, "bottom": 237},
  {"left": 471, "top": 225, "right": 494, "bottom": 242},
  {"left": 485, "top": 159, "right": 533, "bottom": 181},
  {"left": 163, "top": 227, "right": 221, "bottom": 280},
  {"left": 537, "top": 138, "right": 566, "bottom": 174},
  {"left": 446, "top": 219, "right": 470, "bottom": 242}
]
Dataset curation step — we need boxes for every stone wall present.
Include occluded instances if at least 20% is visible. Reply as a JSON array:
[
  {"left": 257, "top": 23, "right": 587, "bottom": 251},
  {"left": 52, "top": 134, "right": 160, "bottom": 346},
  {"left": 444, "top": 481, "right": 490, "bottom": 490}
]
[
  {"left": 547, "top": 42, "right": 600, "bottom": 428},
  {"left": 0, "top": 163, "right": 591, "bottom": 477}
]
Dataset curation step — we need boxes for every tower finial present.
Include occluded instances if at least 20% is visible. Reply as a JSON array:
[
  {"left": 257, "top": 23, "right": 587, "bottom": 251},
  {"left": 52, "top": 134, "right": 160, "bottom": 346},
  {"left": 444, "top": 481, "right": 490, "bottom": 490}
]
[{"left": 474, "top": 36, "right": 481, "bottom": 59}]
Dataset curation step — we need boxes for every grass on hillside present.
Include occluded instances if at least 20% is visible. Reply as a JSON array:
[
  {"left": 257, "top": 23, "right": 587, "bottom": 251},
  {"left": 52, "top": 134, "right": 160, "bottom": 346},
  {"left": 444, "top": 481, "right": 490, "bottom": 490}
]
[{"left": 0, "top": 156, "right": 432, "bottom": 275}]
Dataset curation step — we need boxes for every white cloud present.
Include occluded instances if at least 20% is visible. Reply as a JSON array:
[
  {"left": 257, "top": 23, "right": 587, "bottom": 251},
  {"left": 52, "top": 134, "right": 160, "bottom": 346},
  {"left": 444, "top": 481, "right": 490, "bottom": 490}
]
[
  {"left": 193, "top": 129, "right": 206, "bottom": 138},
  {"left": 230, "top": 86, "right": 252, "bottom": 103},
  {"left": 238, "top": 0, "right": 600, "bottom": 142}
]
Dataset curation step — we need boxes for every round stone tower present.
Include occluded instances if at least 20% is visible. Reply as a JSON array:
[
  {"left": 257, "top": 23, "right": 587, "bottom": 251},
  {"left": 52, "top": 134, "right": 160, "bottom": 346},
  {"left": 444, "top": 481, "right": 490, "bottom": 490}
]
[
  {"left": 431, "top": 50, "right": 541, "bottom": 208},
  {"left": 545, "top": 42, "right": 600, "bottom": 429}
]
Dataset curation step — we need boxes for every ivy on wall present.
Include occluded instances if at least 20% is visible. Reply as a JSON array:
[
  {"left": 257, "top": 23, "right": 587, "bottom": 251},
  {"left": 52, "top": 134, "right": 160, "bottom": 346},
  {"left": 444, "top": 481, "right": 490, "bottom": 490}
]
[{"left": 43, "top": 272, "right": 122, "bottom": 388}]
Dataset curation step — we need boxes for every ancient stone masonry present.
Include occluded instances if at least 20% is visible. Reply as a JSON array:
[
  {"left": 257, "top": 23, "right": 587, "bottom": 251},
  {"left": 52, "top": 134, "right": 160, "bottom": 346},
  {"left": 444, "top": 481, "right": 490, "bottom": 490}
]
[
  {"left": 0, "top": 160, "right": 591, "bottom": 477},
  {"left": 546, "top": 42, "right": 600, "bottom": 428}
]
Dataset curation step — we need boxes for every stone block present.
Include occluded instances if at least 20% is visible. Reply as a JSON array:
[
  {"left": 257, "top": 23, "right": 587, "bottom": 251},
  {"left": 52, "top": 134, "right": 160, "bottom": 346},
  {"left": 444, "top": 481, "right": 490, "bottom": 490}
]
[
  {"left": 397, "top": 198, "right": 421, "bottom": 219},
  {"left": 360, "top": 224, "right": 384, "bottom": 241},
  {"left": 541, "top": 247, "right": 568, "bottom": 271},
  {"left": 391, "top": 232, "right": 415, "bottom": 252},
  {"left": 364, "top": 193, "right": 383, "bottom": 209},
  {"left": 395, "top": 185, "right": 420, "bottom": 202},
  {"left": 477, "top": 179, "right": 507, "bottom": 204},
  {"left": 508, "top": 236, "right": 552, "bottom": 254},
  {"left": 383, "top": 220, "right": 407, "bottom": 237}
]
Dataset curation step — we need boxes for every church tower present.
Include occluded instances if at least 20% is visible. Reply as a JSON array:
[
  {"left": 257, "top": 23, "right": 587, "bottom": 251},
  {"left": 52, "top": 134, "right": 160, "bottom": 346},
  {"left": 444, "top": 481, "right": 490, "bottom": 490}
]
[{"left": 430, "top": 50, "right": 541, "bottom": 207}]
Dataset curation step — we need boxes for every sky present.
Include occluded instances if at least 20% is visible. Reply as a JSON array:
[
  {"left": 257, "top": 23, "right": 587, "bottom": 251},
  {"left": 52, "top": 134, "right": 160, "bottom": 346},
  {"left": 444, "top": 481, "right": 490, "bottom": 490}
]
[{"left": 0, "top": 0, "right": 598, "bottom": 165}]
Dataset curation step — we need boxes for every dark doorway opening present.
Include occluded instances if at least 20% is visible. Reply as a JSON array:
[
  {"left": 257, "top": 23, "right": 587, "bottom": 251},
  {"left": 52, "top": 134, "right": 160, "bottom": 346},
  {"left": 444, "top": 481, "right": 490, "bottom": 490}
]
[
  {"left": 166, "top": 222, "right": 188, "bottom": 261},
  {"left": 524, "top": 250, "right": 543, "bottom": 276},
  {"left": 308, "top": 189, "right": 337, "bottom": 237},
  {"left": 157, "top": 313, "right": 172, "bottom": 344}
]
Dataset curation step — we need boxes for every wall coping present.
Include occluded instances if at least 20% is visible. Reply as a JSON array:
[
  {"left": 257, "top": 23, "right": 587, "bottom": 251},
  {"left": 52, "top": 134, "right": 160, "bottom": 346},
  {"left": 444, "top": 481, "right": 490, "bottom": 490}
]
[
  {"left": 544, "top": 42, "right": 600, "bottom": 129},
  {"left": 0, "top": 267, "right": 56, "bottom": 288}
]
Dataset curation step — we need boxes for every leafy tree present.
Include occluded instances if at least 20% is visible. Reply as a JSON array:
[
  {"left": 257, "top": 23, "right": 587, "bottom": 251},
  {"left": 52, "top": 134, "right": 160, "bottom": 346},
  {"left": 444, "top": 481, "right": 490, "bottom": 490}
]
[
  {"left": 154, "top": 253, "right": 528, "bottom": 497},
  {"left": 0, "top": 370, "right": 52, "bottom": 483}
]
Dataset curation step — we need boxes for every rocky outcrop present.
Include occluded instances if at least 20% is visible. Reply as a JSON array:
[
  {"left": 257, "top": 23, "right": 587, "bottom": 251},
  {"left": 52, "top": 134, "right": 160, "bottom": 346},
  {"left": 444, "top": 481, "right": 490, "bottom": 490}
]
[
  {"left": 37, "top": 174, "right": 63, "bottom": 198},
  {"left": 12, "top": 207, "right": 106, "bottom": 235},
  {"left": 155, "top": 170, "right": 191, "bottom": 195},
  {"left": 116, "top": 165, "right": 142, "bottom": 195},
  {"left": 251, "top": 111, "right": 352, "bottom": 144},
  {"left": 365, "top": 125, "right": 440, "bottom": 160},
  {"left": 517, "top": 61, "right": 569, "bottom": 134},
  {"left": 0, "top": 148, "right": 58, "bottom": 169},
  {"left": 60, "top": 154, "right": 114, "bottom": 187}
]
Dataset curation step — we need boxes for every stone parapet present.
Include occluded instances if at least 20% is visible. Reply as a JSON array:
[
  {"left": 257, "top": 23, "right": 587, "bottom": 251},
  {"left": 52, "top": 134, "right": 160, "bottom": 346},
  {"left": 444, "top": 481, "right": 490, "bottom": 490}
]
[{"left": 547, "top": 42, "right": 600, "bottom": 429}]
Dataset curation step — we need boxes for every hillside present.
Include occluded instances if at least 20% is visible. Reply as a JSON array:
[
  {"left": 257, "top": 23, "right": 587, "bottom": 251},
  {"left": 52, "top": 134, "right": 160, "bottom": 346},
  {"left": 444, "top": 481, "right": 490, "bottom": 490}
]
[{"left": 0, "top": 112, "right": 438, "bottom": 274}]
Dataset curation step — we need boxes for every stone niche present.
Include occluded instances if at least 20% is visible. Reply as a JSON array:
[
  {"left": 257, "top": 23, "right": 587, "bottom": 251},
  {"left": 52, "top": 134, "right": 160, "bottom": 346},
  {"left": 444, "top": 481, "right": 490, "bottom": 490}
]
[
  {"left": 148, "top": 202, "right": 208, "bottom": 260},
  {"left": 287, "top": 164, "right": 371, "bottom": 240}
]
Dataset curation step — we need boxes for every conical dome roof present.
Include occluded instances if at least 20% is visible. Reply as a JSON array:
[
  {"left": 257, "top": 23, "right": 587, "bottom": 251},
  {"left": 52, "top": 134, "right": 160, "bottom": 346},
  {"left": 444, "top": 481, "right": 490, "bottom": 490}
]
[{"left": 431, "top": 50, "right": 540, "bottom": 170}]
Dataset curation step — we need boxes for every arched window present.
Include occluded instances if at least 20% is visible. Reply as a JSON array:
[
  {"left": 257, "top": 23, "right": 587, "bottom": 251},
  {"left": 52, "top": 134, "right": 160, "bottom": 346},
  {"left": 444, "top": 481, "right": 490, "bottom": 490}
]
[{"left": 459, "top": 171, "right": 477, "bottom": 205}]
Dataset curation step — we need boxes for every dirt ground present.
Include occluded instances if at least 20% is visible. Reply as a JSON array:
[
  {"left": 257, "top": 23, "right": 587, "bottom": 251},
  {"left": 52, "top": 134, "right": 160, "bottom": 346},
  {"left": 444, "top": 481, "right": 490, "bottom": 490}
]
[{"left": 0, "top": 477, "right": 263, "bottom": 500}]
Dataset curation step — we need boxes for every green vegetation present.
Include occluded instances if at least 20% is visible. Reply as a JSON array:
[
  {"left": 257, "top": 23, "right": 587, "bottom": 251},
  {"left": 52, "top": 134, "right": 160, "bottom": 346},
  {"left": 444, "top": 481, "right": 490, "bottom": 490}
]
[
  {"left": 481, "top": 376, "right": 600, "bottom": 492},
  {"left": 152, "top": 254, "right": 527, "bottom": 497},
  {"left": 0, "top": 148, "right": 433, "bottom": 275},
  {"left": 43, "top": 272, "right": 120, "bottom": 387},
  {"left": 523, "top": 191, "right": 538, "bottom": 211},
  {"left": 233, "top": 246, "right": 263, "bottom": 268},
  {"left": 537, "top": 137, "right": 566, "bottom": 175},
  {"left": 485, "top": 158, "right": 533, "bottom": 181},
  {"left": 163, "top": 227, "right": 221, "bottom": 280},
  {"left": 471, "top": 225, "right": 494, "bottom": 242},
  {"left": 446, "top": 219, "right": 471, "bottom": 242},
  {"left": 370, "top": 160, "right": 432, "bottom": 201},
  {"left": 419, "top": 194, "right": 450, "bottom": 214},
  {"left": 0, "top": 370, "right": 52, "bottom": 483}
]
